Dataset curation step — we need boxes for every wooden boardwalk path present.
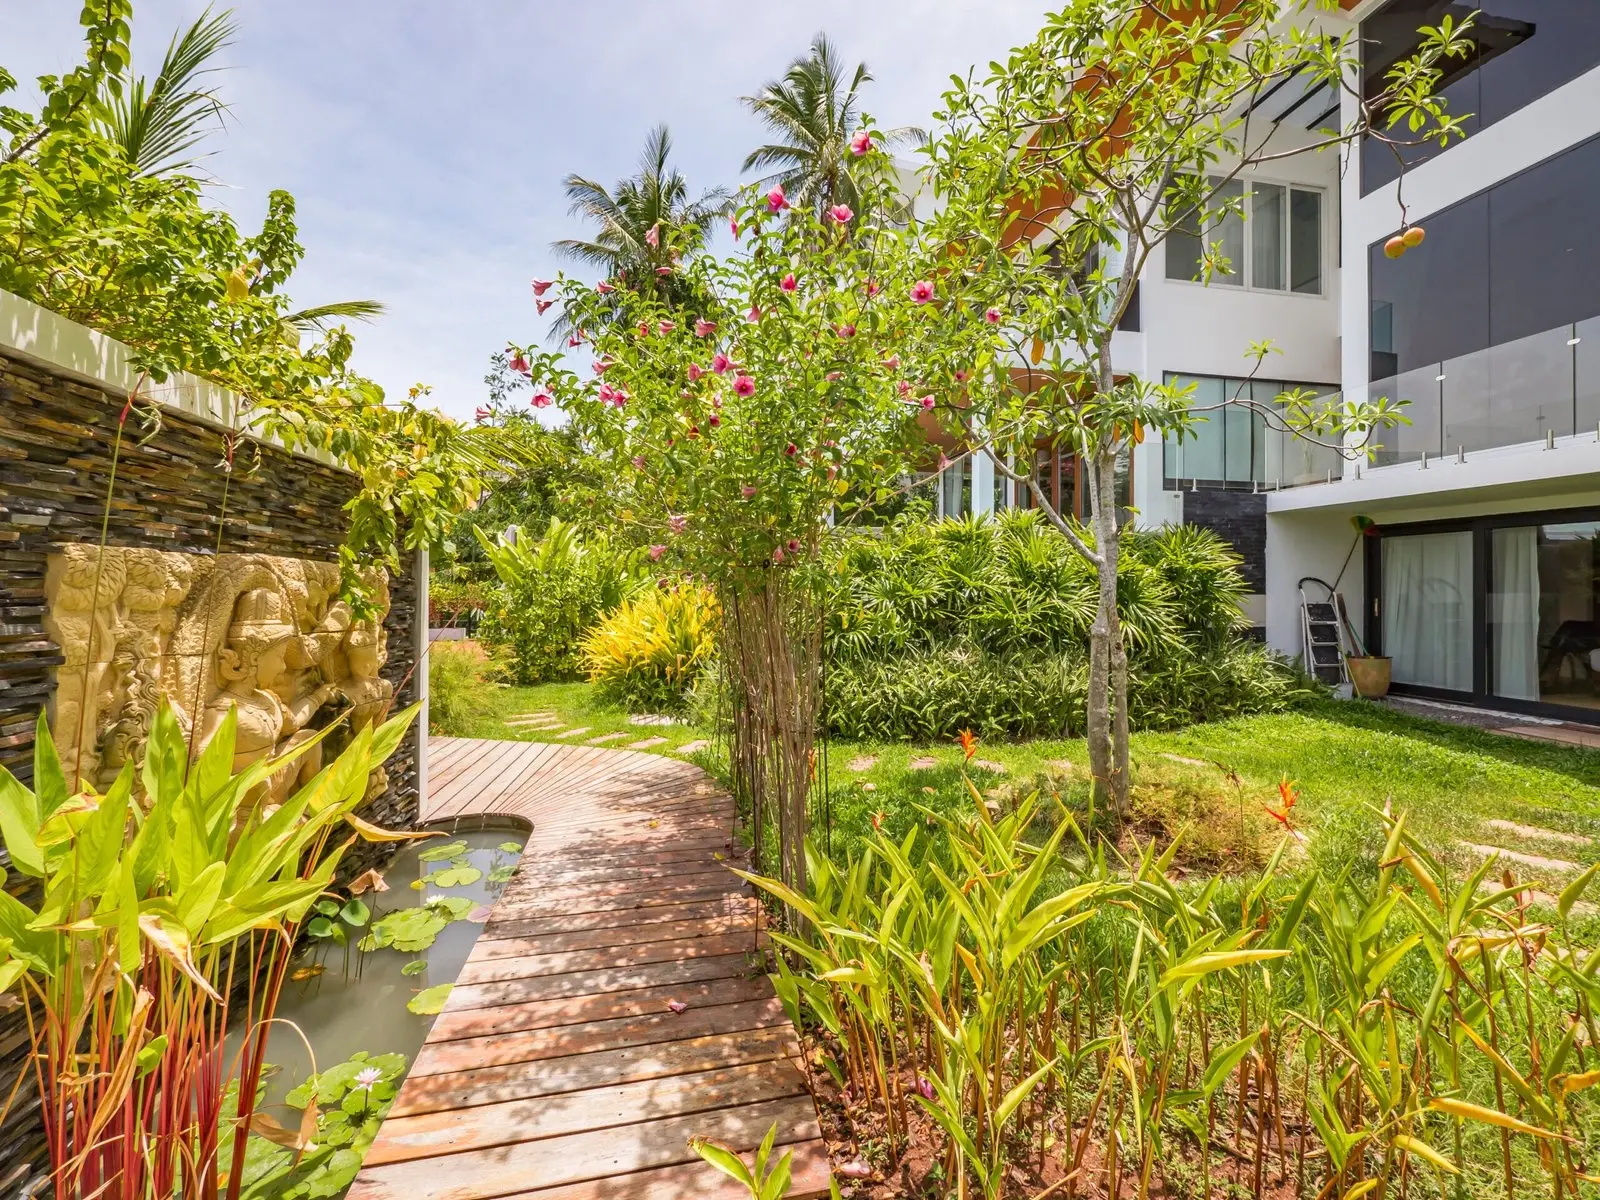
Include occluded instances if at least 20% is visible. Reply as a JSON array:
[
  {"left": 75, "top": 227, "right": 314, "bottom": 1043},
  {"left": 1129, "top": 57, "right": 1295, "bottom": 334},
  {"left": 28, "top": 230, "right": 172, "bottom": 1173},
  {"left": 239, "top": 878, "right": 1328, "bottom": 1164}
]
[{"left": 347, "top": 737, "right": 832, "bottom": 1200}]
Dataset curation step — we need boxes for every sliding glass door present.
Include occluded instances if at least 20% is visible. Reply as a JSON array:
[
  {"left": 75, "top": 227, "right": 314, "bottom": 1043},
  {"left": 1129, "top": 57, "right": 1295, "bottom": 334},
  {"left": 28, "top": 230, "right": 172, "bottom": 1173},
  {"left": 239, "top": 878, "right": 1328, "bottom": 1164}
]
[
  {"left": 1381, "top": 532, "right": 1473, "bottom": 691},
  {"left": 1372, "top": 507, "right": 1600, "bottom": 719},
  {"left": 1491, "top": 521, "right": 1600, "bottom": 710}
]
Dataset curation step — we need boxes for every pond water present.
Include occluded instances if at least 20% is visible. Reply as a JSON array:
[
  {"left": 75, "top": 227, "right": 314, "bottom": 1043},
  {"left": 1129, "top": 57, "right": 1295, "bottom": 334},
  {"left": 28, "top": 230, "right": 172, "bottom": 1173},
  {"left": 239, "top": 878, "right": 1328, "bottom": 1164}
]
[{"left": 234, "top": 823, "right": 527, "bottom": 1109}]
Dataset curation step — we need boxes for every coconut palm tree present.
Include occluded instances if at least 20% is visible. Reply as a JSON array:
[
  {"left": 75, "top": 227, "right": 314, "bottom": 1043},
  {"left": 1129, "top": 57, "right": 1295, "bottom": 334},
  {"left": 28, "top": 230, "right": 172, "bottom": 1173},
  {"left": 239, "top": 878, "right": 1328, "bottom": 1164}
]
[
  {"left": 742, "top": 34, "right": 924, "bottom": 217},
  {"left": 552, "top": 124, "right": 728, "bottom": 333},
  {"left": 100, "top": 6, "right": 235, "bottom": 177}
]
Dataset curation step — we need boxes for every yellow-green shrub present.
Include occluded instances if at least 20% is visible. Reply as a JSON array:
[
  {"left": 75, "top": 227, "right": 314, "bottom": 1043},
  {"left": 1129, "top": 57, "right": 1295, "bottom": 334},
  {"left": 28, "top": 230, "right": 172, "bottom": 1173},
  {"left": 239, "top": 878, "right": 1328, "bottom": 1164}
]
[{"left": 581, "top": 583, "right": 717, "bottom": 714}]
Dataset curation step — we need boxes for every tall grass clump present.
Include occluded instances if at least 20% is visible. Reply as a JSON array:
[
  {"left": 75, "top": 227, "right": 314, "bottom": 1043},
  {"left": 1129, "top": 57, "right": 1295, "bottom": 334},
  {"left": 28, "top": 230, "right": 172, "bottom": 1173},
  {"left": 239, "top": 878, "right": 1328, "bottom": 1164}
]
[
  {"left": 822, "top": 508, "right": 1314, "bottom": 739},
  {"left": 427, "top": 640, "right": 498, "bottom": 735},
  {"left": 581, "top": 582, "right": 718, "bottom": 714}
]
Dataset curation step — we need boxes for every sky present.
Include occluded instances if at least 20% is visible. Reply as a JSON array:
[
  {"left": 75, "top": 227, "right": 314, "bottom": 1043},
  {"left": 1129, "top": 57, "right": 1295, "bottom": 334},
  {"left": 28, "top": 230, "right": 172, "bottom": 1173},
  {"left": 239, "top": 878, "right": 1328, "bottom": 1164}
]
[{"left": 3, "top": 1, "right": 1054, "bottom": 422}]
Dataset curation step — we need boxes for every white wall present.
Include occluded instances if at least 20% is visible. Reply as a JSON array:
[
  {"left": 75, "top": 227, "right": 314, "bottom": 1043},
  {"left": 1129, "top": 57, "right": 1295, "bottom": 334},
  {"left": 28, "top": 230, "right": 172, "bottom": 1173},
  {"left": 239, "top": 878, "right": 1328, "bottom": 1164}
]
[{"left": 1264, "top": 508, "right": 1366, "bottom": 658}]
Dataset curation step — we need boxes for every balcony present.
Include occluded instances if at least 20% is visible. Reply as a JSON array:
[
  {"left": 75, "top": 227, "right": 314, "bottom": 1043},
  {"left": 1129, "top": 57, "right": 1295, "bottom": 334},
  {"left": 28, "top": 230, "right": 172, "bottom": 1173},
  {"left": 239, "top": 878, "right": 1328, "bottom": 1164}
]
[{"left": 1365, "top": 316, "right": 1600, "bottom": 465}]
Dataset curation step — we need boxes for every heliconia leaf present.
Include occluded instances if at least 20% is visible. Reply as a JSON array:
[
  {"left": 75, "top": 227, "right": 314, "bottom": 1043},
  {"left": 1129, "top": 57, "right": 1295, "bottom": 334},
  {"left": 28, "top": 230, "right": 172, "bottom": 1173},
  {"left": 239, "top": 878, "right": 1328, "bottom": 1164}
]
[
  {"left": 688, "top": 1136, "right": 757, "bottom": 1188},
  {"left": 1428, "top": 1096, "right": 1566, "bottom": 1139},
  {"left": 31, "top": 712, "right": 67, "bottom": 821},
  {"left": 1558, "top": 863, "right": 1598, "bottom": 921},
  {"left": 139, "top": 912, "right": 220, "bottom": 1001},
  {"left": 0, "top": 766, "right": 43, "bottom": 877},
  {"left": 345, "top": 812, "right": 442, "bottom": 843},
  {"left": 1560, "top": 1069, "right": 1600, "bottom": 1095},
  {"left": 1393, "top": 1133, "right": 1458, "bottom": 1174},
  {"left": 1201, "top": 1032, "right": 1259, "bottom": 1099},
  {"left": 1159, "top": 948, "right": 1288, "bottom": 987}
]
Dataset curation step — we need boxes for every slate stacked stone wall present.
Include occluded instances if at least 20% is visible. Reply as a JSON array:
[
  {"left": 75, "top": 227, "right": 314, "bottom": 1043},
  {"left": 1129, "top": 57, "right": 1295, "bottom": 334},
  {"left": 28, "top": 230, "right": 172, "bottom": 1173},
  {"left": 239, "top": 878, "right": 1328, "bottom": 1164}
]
[
  {"left": 0, "top": 344, "right": 421, "bottom": 1190},
  {"left": 1180, "top": 487, "right": 1268, "bottom": 596}
]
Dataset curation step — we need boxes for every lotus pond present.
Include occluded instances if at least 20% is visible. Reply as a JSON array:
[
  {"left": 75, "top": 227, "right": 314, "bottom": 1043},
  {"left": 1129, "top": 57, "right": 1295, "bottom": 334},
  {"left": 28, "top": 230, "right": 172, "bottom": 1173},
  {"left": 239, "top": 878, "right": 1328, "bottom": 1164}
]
[{"left": 223, "top": 823, "right": 527, "bottom": 1199}]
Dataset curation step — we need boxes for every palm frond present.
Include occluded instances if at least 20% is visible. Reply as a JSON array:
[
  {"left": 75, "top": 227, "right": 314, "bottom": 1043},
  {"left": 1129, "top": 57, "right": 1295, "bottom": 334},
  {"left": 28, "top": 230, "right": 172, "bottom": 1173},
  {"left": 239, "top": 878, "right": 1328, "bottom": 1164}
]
[
  {"left": 102, "top": 6, "right": 235, "bottom": 177},
  {"left": 280, "top": 299, "right": 386, "bottom": 334}
]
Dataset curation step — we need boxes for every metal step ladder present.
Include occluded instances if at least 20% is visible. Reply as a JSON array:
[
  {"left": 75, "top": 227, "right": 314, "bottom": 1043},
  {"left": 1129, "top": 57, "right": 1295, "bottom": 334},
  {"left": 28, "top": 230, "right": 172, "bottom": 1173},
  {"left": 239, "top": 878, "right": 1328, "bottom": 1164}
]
[{"left": 1298, "top": 577, "right": 1350, "bottom": 687}]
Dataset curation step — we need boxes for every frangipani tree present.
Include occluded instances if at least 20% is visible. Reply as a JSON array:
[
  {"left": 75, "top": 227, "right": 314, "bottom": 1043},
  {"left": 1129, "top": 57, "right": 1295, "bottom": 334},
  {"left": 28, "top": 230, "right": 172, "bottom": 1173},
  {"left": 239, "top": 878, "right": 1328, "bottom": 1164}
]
[
  {"left": 924, "top": 0, "right": 1471, "bottom": 817},
  {"left": 516, "top": 141, "right": 982, "bottom": 893}
]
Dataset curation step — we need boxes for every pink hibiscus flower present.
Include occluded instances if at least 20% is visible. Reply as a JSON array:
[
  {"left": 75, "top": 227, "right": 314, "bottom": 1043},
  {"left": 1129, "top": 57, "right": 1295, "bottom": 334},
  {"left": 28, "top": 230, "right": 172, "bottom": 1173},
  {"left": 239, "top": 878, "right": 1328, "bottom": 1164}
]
[
  {"left": 850, "top": 130, "right": 873, "bottom": 156},
  {"left": 835, "top": 323, "right": 857, "bottom": 339},
  {"left": 535, "top": 299, "right": 554, "bottom": 315},
  {"left": 780, "top": 273, "right": 798, "bottom": 292},
  {"left": 688, "top": 363, "right": 704, "bottom": 382},
  {"left": 694, "top": 318, "right": 717, "bottom": 337},
  {"left": 648, "top": 544, "right": 666, "bottom": 561},
  {"left": 645, "top": 224, "right": 660, "bottom": 248},
  {"left": 766, "top": 185, "right": 788, "bottom": 212},
  {"left": 658, "top": 319, "right": 675, "bottom": 334},
  {"left": 741, "top": 484, "right": 757, "bottom": 499},
  {"left": 911, "top": 280, "right": 935, "bottom": 304},
  {"left": 596, "top": 281, "right": 615, "bottom": 294},
  {"left": 733, "top": 375, "right": 756, "bottom": 396},
  {"left": 985, "top": 306, "right": 1002, "bottom": 324},
  {"left": 712, "top": 352, "right": 732, "bottom": 374},
  {"left": 530, "top": 278, "right": 553, "bottom": 296},
  {"left": 530, "top": 391, "right": 552, "bottom": 408},
  {"left": 829, "top": 204, "right": 853, "bottom": 224}
]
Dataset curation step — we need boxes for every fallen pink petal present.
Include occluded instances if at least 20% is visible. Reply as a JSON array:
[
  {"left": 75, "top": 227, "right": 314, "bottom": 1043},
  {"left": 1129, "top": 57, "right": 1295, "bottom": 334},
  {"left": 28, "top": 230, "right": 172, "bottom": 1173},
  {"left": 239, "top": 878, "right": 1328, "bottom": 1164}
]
[{"left": 666, "top": 1000, "right": 688, "bottom": 1014}]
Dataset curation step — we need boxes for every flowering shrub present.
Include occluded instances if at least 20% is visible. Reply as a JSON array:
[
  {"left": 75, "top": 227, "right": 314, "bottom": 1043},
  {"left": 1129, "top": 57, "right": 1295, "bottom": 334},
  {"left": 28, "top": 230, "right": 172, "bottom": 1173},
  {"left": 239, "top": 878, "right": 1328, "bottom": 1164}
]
[
  {"left": 514, "top": 157, "right": 983, "bottom": 583},
  {"left": 515, "top": 145, "right": 987, "bottom": 891}
]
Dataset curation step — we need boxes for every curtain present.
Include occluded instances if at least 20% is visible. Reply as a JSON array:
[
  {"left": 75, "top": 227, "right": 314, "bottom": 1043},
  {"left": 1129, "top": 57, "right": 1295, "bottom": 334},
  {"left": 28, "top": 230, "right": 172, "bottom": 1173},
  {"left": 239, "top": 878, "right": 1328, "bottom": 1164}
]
[
  {"left": 1382, "top": 532, "right": 1473, "bottom": 691},
  {"left": 1491, "top": 526, "right": 1541, "bottom": 701}
]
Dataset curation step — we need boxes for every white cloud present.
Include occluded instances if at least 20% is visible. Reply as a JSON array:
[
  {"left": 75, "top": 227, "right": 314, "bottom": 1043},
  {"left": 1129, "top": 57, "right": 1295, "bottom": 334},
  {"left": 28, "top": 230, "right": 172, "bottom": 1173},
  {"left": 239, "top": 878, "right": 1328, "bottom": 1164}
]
[{"left": 2, "top": 0, "right": 1051, "bottom": 419}]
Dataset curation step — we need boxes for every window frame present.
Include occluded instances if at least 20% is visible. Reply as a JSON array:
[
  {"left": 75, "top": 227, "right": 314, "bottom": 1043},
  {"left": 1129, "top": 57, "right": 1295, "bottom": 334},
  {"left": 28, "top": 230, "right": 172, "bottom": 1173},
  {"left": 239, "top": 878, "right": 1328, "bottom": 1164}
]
[
  {"left": 1161, "top": 371, "right": 1339, "bottom": 490},
  {"left": 1165, "top": 175, "right": 1328, "bottom": 298}
]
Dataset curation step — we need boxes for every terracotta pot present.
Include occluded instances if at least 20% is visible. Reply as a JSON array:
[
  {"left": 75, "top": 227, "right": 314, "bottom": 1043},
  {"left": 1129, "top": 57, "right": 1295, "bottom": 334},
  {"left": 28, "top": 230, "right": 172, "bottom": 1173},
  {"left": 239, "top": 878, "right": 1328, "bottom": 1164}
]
[{"left": 1347, "top": 655, "right": 1392, "bottom": 699}]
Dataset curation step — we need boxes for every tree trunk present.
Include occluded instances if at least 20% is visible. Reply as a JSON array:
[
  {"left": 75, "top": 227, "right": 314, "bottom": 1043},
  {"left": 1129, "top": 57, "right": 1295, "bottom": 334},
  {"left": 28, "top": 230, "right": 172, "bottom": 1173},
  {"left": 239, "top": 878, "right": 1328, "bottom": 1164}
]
[
  {"left": 1086, "top": 446, "right": 1131, "bottom": 820},
  {"left": 722, "top": 572, "right": 819, "bottom": 908}
]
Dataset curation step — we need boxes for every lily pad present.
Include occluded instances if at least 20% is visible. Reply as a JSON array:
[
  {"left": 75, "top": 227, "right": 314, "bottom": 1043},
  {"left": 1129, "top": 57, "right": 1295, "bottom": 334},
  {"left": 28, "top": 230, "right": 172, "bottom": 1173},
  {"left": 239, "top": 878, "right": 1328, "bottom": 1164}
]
[
  {"left": 407, "top": 983, "right": 453, "bottom": 1015},
  {"left": 488, "top": 863, "right": 515, "bottom": 884},
  {"left": 427, "top": 865, "right": 482, "bottom": 889},
  {"left": 400, "top": 959, "right": 428, "bottom": 976},
  {"left": 417, "top": 839, "right": 468, "bottom": 863},
  {"left": 497, "top": 841, "right": 524, "bottom": 854}
]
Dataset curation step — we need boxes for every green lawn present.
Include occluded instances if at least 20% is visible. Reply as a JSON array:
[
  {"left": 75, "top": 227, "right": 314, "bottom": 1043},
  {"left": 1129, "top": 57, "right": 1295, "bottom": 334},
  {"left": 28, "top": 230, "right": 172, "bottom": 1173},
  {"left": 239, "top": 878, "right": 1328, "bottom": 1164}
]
[{"left": 471, "top": 682, "right": 1600, "bottom": 877}]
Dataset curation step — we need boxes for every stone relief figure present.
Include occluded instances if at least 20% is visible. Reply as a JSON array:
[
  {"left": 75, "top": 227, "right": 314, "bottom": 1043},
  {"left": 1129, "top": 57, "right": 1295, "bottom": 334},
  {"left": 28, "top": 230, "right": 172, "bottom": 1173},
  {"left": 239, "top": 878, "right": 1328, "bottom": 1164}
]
[{"left": 43, "top": 547, "right": 391, "bottom": 796}]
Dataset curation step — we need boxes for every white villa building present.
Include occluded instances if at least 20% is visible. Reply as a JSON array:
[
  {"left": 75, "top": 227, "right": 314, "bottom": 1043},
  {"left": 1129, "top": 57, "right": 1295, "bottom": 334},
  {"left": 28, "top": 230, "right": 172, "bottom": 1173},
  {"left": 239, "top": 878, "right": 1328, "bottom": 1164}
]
[{"left": 928, "top": 0, "right": 1600, "bottom": 724}]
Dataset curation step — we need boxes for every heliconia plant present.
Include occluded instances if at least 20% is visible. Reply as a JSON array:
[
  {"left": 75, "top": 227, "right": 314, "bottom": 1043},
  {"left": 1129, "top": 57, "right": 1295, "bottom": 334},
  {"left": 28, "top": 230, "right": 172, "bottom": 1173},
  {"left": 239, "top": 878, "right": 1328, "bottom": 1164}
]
[
  {"left": 741, "top": 758, "right": 1600, "bottom": 1200},
  {"left": 0, "top": 698, "right": 419, "bottom": 1200},
  {"left": 513, "top": 138, "right": 991, "bottom": 896}
]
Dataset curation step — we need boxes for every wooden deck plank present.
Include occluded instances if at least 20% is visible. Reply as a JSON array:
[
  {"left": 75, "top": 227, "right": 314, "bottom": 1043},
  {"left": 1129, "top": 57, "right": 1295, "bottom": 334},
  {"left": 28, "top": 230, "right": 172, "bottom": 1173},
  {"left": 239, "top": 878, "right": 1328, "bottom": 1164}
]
[{"left": 351, "top": 737, "right": 829, "bottom": 1198}]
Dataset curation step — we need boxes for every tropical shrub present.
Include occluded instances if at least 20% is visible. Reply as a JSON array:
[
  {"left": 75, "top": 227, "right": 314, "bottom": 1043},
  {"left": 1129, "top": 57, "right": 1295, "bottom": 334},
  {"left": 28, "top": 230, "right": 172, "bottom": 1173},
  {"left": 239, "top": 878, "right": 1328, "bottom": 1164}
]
[
  {"left": 475, "top": 517, "right": 645, "bottom": 684},
  {"left": 822, "top": 508, "right": 1308, "bottom": 739},
  {"left": 0, "top": 701, "right": 418, "bottom": 1200},
  {"left": 428, "top": 641, "right": 497, "bottom": 735},
  {"left": 746, "top": 780, "right": 1600, "bottom": 1200},
  {"left": 427, "top": 577, "right": 489, "bottom": 628},
  {"left": 581, "top": 582, "right": 718, "bottom": 715}
]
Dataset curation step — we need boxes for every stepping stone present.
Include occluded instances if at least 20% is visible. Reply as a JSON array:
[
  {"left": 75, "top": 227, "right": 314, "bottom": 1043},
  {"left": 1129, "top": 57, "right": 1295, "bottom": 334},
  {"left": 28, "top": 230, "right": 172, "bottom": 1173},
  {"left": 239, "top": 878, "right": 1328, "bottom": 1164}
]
[
  {"left": 627, "top": 736, "right": 669, "bottom": 750},
  {"left": 848, "top": 755, "right": 877, "bottom": 772},
  {"left": 971, "top": 759, "right": 1008, "bottom": 774},
  {"left": 1484, "top": 819, "right": 1593, "bottom": 847},
  {"left": 629, "top": 714, "right": 679, "bottom": 726},
  {"left": 1498, "top": 724, "right": 1600, "bottom": 750},
  {"left": 586, "top": 731, "right": 627, "bottom": 744},
  {"left": 1046, "top": 760, "right": 1075, "bottom": 774},
  {"left": 517, "top": 726, "right": 564, "bottom": 737},
  {"left": 557, "top": 727, "right": 591, "bottom": 739},
  {"left": 507, "top": 716, "right": 561, "bottom": 728},
  {"left": 1159, "top": 752, "right": 1211, "bottom": 767},
  {"left": 908, "top": 756, "right": 938, "bottom": 770},
  {"left": 1459, "top": 842, "right": 1582, "bottom": 876},
  {"left": 676, "top": 739, "right": 709, "bottom": 754}
]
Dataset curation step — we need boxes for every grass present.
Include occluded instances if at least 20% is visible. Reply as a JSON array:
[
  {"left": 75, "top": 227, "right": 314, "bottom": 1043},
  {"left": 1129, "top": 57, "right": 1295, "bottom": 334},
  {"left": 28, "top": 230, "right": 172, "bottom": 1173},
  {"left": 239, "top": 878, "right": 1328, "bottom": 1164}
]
[
  {"left": 478, "top": 682, "right": 1600, "bottom": 877},
  {"left": 446, "top": 679, "right": 712, "bottom": 757}
]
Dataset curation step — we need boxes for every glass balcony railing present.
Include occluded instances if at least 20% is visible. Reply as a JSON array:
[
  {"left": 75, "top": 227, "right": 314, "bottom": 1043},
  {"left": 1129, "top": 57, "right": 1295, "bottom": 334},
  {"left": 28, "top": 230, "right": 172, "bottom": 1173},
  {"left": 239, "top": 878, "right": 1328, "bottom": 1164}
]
[{"left": 1366, "top": 317, "right": 1600, "bottom": 466}]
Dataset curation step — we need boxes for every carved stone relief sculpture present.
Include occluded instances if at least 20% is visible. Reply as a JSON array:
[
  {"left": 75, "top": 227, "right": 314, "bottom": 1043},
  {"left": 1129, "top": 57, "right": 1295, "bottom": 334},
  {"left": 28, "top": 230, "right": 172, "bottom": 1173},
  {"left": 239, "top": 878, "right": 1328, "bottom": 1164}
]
[{"left": 43, "top": 547, "right": 393, "bottom": 797}]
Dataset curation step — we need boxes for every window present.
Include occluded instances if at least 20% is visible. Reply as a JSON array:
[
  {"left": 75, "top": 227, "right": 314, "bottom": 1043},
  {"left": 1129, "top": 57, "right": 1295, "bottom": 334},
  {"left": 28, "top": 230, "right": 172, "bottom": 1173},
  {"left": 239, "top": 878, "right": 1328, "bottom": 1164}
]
[
  {"left": 1368, "top": 134, "right": 1600, "bottom": 380},
  {"left": 1166, "top": 175, "right": 1322, "bottom": 294},
  {"left": 1162, "top": 373, "right": 1339, "bottom": 488},
  {"left": 1360, "top": 0, "right": 1600, "bottom": 195}
]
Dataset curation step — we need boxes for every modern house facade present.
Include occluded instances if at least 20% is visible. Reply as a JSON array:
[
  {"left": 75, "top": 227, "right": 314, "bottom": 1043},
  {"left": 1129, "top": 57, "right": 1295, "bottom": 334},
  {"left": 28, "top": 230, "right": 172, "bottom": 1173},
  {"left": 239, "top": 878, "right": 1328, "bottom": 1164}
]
[
  {"left": 1266, "top": 0, "right": 1600, "bottom": 722},
  {"left": 926, "top": 0, "right": 1600, "bottom": 722}
]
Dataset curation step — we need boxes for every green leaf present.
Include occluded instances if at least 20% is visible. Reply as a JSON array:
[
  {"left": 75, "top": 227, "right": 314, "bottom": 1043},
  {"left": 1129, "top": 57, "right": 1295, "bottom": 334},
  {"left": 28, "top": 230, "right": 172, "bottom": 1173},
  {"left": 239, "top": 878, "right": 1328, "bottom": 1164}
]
[
  {"left": 1558, "top": 862, "right": 1598, "bottom": 921},
  {"left": 406, "top": 983, "right": 453, "bottom": 1015},
  {"left": 426, "top": 865, "right": 482, "bottom": 888},
  {"left": 496, "top": 841, "right": 523, "bottom": 854},
  {"left": 31, "top": 711, "right": 67, "bottom": 820},
  {"left": 1201, "top": 1032, "right": 1259, "bottom": 1100},
  {"left": 417, "top": 840, "right": 467, "bottom": 864},
  {"left": 340, "top": 897, "right": 370, "bottom": 927},
  {"left": 0, "top": 766, "right": 44, "bottom": 877},
  {"left": 400, "top": 959, "right": 428, "bottom": 976}
]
